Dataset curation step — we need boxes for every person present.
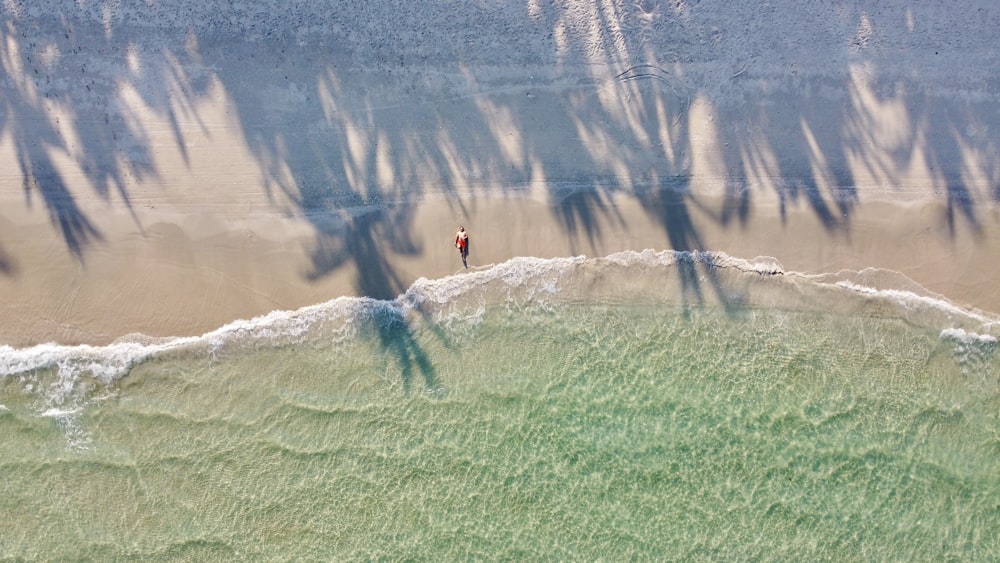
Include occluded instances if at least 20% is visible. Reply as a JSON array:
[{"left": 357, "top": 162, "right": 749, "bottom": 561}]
[{"left": 454, "top": 226, "right": 469, "bottom": 268}]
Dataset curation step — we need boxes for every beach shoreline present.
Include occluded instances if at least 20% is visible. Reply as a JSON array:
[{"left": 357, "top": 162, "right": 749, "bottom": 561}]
[{"left": 1, "top": 183, "right": 997, "bottom": 347}]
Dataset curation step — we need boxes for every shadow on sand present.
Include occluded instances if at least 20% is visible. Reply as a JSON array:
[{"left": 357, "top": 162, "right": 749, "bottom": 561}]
[{"left": 1, "top": 3, "right": 997, "bottom": 333}]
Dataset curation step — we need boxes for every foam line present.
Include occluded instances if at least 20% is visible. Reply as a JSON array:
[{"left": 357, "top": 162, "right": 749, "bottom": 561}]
[{"left": 2, "top": 251, "right": 995, "bottom": 387}]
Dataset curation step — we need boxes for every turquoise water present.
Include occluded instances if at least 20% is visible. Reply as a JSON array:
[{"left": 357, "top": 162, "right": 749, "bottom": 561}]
[{"left": 1, "top": 252, "right": 998, "bottom": 560}]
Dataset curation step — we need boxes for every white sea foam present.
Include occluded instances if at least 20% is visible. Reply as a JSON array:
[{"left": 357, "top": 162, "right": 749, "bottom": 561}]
[
  {"left": 940, "top": 327, "right": 998, "bottom": 345},
  {"left": 939, "top": 328, "right": 998, "bottom": 384},
  {"left": 40, "top": 405, "right": 83, "bottom": 418},
  {"left": 405, "top": 255, "right": 586, "bottom": 306},
  {"left": 602, "top": 249, "right": 785, "bottom": 275},
  {"left": 1, "top": 251, "right": 995, "bottom": 401},
  {"left": 834, "top": 280, "right": 995, "bottom": 326},
  {"left": 0, "top": 341, "right": 157, "bottom": 383}
]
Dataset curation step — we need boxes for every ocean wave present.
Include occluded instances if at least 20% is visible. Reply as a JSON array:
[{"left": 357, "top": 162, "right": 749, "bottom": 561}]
[
  {"left": 940, "top": 327, "right": 999, "bottom": 346},
  {"left": 1, "top": 250, "right": 996, "bottom": 395},
  {"left": 835, "top": 280, "right": 996, "bottom": 326}
]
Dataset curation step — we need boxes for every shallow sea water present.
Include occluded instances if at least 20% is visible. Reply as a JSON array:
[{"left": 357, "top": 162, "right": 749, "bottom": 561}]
[{"left": 1, "top": 252, "right": 998, "bottom": 559}]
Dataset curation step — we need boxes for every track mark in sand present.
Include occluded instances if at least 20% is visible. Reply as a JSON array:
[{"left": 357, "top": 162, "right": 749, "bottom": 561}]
[
  {"left": 614, "top": 64, "right": 676, "bottom": 85},
  {"left": 613, "top": 65, "right": 690, "bottom": 105},
  {"left": 729, "top": 59, "right": 754, "bottom": 78},
  {"left": 601, "top": 64, "right": 692, "bottom": 127}
]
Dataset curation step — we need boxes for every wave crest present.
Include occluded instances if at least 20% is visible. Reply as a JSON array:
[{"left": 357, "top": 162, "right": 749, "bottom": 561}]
[{"left": 1, "top": 250, "right": 995, "bottom": 412}]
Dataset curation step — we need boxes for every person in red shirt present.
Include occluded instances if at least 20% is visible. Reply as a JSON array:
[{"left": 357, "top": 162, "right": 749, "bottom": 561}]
[{"left": 454, "top": 226, "right": 469, "bottom": 268}]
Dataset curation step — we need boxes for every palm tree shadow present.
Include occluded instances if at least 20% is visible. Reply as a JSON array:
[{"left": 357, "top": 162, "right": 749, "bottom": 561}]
[
  {"left": 640, "top": 178, "right": 739, "bottom": 315},
  {"left": 945, "top": 180, "right": 981, "bottom": 238},
  {"left": 916, "top": 96, "right": 984, "bottom": 238},
  {"left": 306, "top": 206, "right": 417, "bottom": 301},
  {"left": 305, "top": 207, "right": 443, "bottom": 395},
  {"left": 780, "top": 178, "right": 840, "bottom": 231},
  {"left": 0, "top": 17, "right": 197, "bottom": 261},
  {"left": 549, "top": 178, "right": 625, "bottom": 254},
  {"left": 371, "top": 303, "right": 439, "bottom": 396},
  {"left": 719, "top": 178, "right": 751, "bottom": 228},
  {"left": 0, "top": 240, "right": 16, "bottom": 277},
  {"left": 19, "top": 146, "right": 103, "bottom": 260}
]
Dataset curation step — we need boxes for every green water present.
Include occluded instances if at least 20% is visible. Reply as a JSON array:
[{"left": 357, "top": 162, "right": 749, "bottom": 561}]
[{"left": 1, "top": 303, "right": 998, "bottom": 560}]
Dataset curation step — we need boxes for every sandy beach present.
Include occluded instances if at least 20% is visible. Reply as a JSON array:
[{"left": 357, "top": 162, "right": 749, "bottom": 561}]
[
  {"left": 2, "top": 0, "right": 998, "bottom": 346},
  {"left": 3, "top": 4, "right": 1000, "bottom": 558}
]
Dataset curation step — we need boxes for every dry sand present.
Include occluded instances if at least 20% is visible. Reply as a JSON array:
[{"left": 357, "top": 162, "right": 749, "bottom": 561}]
[{"left": 1, "top": 1, "right": 998, "bottom": 346}]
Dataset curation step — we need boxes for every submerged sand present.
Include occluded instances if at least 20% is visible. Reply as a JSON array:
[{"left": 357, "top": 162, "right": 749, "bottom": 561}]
[{"left": 1, "top": 1, "right": 998, "bottom": 346}]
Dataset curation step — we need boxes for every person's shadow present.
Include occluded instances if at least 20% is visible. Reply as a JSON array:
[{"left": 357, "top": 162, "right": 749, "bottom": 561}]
[{"left": 460, "top": 237, "right": 470, "bottom": 268}]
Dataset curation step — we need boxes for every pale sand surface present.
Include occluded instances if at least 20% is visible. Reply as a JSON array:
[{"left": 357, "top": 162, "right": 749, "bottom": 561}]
[{"left": 1, "top": 1, "right": 998, "bottom": 346}]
